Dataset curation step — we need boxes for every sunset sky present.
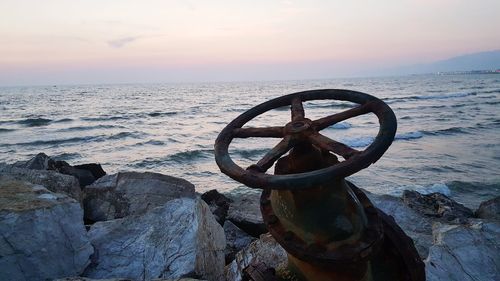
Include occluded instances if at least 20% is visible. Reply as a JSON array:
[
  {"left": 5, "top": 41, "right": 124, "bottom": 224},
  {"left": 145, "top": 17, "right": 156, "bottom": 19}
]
[{"left": 1, "top": 0, "right": 499, "bottom": 85}]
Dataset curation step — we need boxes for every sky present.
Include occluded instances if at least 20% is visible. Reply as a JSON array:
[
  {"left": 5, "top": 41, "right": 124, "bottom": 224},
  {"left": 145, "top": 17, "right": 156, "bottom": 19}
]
[{"left": 0, "top": 0, "right": 499, "bottom": 86}]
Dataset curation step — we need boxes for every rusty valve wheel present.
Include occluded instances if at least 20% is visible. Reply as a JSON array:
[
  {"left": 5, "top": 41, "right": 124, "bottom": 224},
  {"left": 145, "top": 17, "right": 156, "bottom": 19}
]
[{"left": 214, "top": 89, "right": 397, "bottom": 190}]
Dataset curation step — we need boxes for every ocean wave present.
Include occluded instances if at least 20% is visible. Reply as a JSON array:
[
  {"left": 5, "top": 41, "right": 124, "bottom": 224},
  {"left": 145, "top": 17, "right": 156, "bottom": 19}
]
[
  {"left": 52, "top": 152, "right": 82, "bottom": 161},
  {"left": 107, "top": 131, "right": 144, "bottom": 140},
  {"left": 395, "top": 131, "right": 423, "bottom": 140},
  {"left": 422, "top": 127, "right": 470, "bottom": 136},
  {"left": 479, "top": 89, "right": 500, "bottom": 94},
  {"left": 80, "top": 116, "right": 129, "bottom": 122},
  {"left": 133, "top": 149, "right": 214, "bottom": 167},
  {"left": 169, "top": 149, "right": 214, "bottom": 162},
  {"left": 306, "top": 102, "right": 354, "bottom": 109},
  {"left": 445, "top": 181, "right": 500, "bottom": 208},
  {"left": 0, "top": 128, "right": 15, "bottom": 133},
  {"left": 53, "top": 118, "right": 74, "bottom": 123},
  {"left": 340, "top": 136, "right": 374, "bottom": 148},
  {"left": 232, "top": 148, "right": 270, "bottom": 160},
  {"left": 5, "top": 135, "right": 102, "bottom": 147},
  {"left": 134, "top": 139, "right": 166, "bottom": 146},
  {"left": 60, "top": 124, "right": 125, "bottom": 132},
  {"left": 388, "top": 183, "right": 451, "bottom": 197},
  {"left": 326, "top": 122, "right": 352, "bottom": 130},
  {"left": 147, "top": 111, "right": 178, "bottom": 117},
  {"left": 18, "top": 118, "right": 52, "bottom": 127},
  {"left": 386, "top": 92, "right": 477, "bottom": 103}
]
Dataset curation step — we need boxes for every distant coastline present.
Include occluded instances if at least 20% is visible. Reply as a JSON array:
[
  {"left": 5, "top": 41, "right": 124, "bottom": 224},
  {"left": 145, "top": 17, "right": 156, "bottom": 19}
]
[{"left": 436, "top": 69, "right": 500, "bottom": 75}]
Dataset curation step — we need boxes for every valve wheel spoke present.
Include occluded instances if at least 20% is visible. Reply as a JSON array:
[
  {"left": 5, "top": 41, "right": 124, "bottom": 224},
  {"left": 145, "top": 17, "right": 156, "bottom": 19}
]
[
  {"left": 308, "top": 132, "right": 359, "bottom": 160},
  {"left": 291, "top": 97, "right": 305, "bottom": 121},
  {"left": 233, "top": 126, "right": 285, "bottom": 138},
  {"left": 248, "top": 136, "right": 293, "bottom": 172},
  {"left": 312, "top": 102, "right": 374, "bottom": 131}
]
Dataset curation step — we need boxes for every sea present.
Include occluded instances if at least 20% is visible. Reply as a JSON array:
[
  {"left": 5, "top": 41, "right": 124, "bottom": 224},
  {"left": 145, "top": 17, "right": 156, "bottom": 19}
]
[{"left": 1, "top": 74, "right": 499, "bottom": 208}]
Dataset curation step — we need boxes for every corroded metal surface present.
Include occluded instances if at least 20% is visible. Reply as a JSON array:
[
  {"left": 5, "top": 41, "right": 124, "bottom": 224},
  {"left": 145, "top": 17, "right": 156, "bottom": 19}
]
[{"left": 214, "top": 89, "right": 397, "bottom": 190}]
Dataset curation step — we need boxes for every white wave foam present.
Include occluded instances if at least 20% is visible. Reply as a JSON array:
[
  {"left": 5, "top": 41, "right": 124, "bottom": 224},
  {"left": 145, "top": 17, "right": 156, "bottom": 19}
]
[
  {"left": 395, "top": 131, "right": 423, "bottom": 140},
  {"left": 416, "top": 92, "right": 476, "bottom": 100},
  {"left": 388, "top": 183, "right": 451, "bottom": 197},
  {"left": 330, "top": 122, "right": 352, "bottom": 129},
  {"left": 341, "top": 136, "right": 374, "bottom": 148}
]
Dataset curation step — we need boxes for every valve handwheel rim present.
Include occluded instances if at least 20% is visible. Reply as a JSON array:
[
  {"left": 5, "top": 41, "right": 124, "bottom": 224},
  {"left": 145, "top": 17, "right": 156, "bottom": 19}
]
[{"left": 214, "top": 89, "right": 397, "bottom": 190}]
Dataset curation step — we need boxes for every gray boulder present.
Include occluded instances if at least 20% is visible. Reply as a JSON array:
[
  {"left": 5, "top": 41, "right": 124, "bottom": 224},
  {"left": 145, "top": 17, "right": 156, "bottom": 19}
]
[
  {"left": 364, "top": 190, "right": 434, "bottom": 258},
  {"left": 226, "top": 192, "right": 267, "bottom": 237},
  {"left": 13, "top": 153, "right": 106, "bottom": 188},
  {"left": 476, "top": 196, "right": 500, "bottom": 220},
  {"left": 425, "top": 221, "right": 500, "bottom": 281},
  {"left": 54, "top": 277, "right": 206, "bottom": 281},
  {"left": 83, "top": 172, "right": 195, "bottom": 222},
  {"left": 12, "top": 152, "right": 54, "bottom": 170},
  {"left": 0, "top": 163, "right": 82, "bottom": 201},
  {"left": 83, "top": 197, "right": 225, "bottom": 281},
  {"left": 402, "top": 190, "right": 474, "bottom": 223},
  {"left": 201, "top": 189, "right": 231, "bottom": 225},
  {"left": 223, "top": 220, "right": 256, "bottom": 264},
  {"left": 0, "top": 176, "right": 93, "bottom": 281},
  {"left": 225, "top": 233, "right": 287, "bottom": 281}
]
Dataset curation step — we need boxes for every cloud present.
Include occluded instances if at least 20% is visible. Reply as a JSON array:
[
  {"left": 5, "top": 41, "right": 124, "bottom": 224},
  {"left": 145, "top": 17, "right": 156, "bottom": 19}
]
[{"left": 107, "top": 37, "right": 137, "bottom": 48}]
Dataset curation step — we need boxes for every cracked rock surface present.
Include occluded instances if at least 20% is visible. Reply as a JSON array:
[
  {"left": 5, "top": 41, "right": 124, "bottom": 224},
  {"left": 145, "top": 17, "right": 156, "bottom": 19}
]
[
  {"left": 83, "top": 172, "right": 195, "bottom": 222},
  {"left": 226, "top": 192, "right": 267, "bottom": 237},
  {"left": 0, "top": 163, "right": 82, "bottom": 201},
  {"left": 225, "top": 233, "right": 287, "bottom": 281},
  {"left": 425, "top": 221, "right": 500, "bottom": 281},
  {"left": 0, "top": 175, "right": 93, "bottom": 281},
  {"left": 83, "top": 197, "right": 225, "bottom": 281}
]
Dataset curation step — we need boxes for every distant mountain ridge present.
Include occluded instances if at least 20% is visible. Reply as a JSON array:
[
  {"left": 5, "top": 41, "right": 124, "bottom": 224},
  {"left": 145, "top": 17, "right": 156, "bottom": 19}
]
[{"left": 390, "top": 50, "right": 500, "bottom": 75}]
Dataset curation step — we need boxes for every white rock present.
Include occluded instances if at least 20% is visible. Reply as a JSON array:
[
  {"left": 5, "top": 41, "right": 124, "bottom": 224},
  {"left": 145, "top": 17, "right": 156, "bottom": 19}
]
[
  {"left": 225, "top": 233, "right": 287, "bottom": 281},
  {"left": 425, "top": 221, "right": 500, "bottom": 281},
  {"left": 223, "top": 220, "right": 256, "bottom": 263},
  {"left": 83, "top": 197, "right": 225, "bottom": 281},
  {"left": 83, "top": 172, "right": 195, "bottom": 222},
  {"left": 0, "top": 176, "right": 93, "bottom": 281}
]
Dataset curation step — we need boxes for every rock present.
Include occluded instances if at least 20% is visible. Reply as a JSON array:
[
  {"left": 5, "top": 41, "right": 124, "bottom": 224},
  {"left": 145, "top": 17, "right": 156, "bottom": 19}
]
[
  {"left": 83, "top": 197, "right": 225, "bottom": 281},
  {"left": 425, "top": 221, "right": 500, "bottom": 281},
  {"left": 13, "top": 153, "right": 107, "bottom": 188},
  {"left": 57, "top": 163, "right": 97, "bottom": 188},
  {"left": 83, "top": 172, "right": 195, "bottom": 222},
  {"left": 223, "top": 220, "right": 256, "bottom": 264},
  {"left": 364, "top": 190, "right": 434, "bottom": 258},
  {"left": 201, "top": 189, "right": 231, "bottom": 225},
  {"left": 0, "top": 163, "right": 82, "bottom": 201},
  {"left": 226, "top": 192, "right": 267, "bottom": 237},
  {"left": 0, "top": 175, "right": 93, "bottom": 281},
  {"left": 476, "top": 196, "right": 500, "bottom": 220},
  {"left": 12, "top": 273, "right": 207, "bottom": 281},
  {"left": 13, "top": 152, "right": 54, "bottom": 170},
  {"left": 74, "top": 163, "right": 107, "bottom": 181},
  {"left": 54, "top": 276, "right": 135, "bottom": 281},
  {"left": 402, "top": 190, "right": 474, "bottom": 223},
  {"left": 225, "top": 233, "right": 287, "bottom": 281}
]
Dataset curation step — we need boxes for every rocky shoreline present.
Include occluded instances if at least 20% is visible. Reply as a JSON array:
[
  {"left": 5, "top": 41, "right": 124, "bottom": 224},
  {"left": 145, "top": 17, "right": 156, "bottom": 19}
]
[{"left": 0, "top": 153, "right": 498, "bottom": 281}]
